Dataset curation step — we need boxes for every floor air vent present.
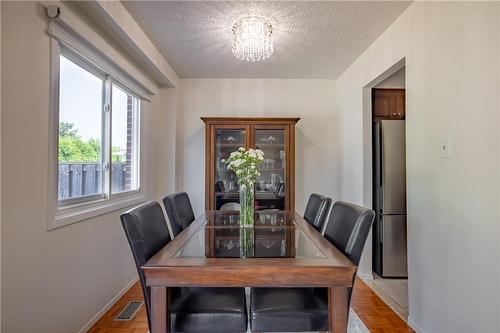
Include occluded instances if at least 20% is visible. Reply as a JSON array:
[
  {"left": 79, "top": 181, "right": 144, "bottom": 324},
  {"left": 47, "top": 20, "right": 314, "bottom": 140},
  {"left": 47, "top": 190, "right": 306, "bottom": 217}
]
[{"left": 114, "top": 301, "right": 144, "bottom": 321}]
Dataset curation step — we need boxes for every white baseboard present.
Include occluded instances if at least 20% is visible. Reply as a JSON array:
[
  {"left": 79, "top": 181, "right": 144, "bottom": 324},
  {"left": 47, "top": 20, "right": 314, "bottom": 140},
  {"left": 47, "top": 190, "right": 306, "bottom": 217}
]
[
  {"left": 357, "top": 271, "right": 374, "bottom": 281},
  {"left": 77, "top": 276, "right": 139, "bottom": 333},
  {"left": 408, "top": 316, "right": 426, "bottom": 333}
]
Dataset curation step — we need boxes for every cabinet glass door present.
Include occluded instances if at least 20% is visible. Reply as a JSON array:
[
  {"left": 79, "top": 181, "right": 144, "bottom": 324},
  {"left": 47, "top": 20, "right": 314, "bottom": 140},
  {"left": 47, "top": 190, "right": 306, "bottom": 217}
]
[
  {"left": 254, "top": 128, "right": 286, "bottom": 210},
  {"left": 214, "top": 128, "right": 246, "bottom": 210}
]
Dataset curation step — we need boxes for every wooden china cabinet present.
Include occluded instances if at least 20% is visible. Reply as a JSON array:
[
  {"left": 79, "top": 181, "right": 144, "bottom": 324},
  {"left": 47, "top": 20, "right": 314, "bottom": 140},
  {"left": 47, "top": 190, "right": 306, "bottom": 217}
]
[{"left": 202, "top": 117, "right": 300, "bottom": 212}]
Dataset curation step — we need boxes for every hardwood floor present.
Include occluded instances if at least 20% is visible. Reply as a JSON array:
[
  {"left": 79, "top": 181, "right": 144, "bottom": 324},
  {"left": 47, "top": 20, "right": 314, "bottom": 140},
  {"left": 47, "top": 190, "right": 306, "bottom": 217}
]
[
  {"left": 89, "top": 278, "right": 414, "bottom": 333},
  {"left": 88, "top": 282, "right": 148, "bottom": 333},
  {"left": 351, "top": 279, "right": 414, "bottom": 333}
]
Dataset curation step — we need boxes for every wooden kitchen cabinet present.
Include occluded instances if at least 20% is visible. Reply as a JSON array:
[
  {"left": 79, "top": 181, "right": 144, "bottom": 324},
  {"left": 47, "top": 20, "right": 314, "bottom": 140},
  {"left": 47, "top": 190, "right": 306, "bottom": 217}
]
[
  {"left": 372, "top": 89, "right": 405, "bottom": 121},
  {"left": 202, "top": 117, "right": 300, "bottom": 212}
]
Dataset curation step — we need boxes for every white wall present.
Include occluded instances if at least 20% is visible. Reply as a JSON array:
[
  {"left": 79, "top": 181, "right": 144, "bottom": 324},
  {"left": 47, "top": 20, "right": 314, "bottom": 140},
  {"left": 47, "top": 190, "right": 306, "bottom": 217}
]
[
  {"left": 338, "top": 2, "right": 500, "bottom": 332},
  {"left": 375, "top": 67, "right": 405, "bottom": 88},
  {"left": 157, "top": 87, "right": 178, "bottom": 199},
  {"left": 0, "top": 2, "right": 175, "bottom": 332},
  {"left": 175, "top": 79, "right": 339, "bottom": 216}
]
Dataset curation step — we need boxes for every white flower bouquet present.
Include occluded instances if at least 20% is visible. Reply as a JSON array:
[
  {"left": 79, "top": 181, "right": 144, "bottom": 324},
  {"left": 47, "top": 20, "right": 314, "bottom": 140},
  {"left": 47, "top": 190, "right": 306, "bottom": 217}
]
[
  {"left": 222, "top": 147, "right": 264, "bottom": 243},
  {"left": 223, "top": 147, "right": 264, "bottom": 186}
]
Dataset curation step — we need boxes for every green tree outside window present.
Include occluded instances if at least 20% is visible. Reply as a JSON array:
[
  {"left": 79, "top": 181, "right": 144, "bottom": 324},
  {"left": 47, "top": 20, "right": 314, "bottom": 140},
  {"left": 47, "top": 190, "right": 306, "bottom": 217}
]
[{"left": 58, "top": 122, "right": 124, "bottom": 163}]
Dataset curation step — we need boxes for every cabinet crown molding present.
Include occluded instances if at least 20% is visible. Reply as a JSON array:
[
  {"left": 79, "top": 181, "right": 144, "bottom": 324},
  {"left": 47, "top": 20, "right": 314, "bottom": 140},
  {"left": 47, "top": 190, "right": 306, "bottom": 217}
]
[{"left": 201, "top": 117, "right": 301, "bottom": 124}]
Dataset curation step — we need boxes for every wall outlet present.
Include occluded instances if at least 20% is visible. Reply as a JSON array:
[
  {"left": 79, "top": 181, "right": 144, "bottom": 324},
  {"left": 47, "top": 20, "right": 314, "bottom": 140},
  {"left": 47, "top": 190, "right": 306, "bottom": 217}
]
[{"left": 439, "top": 138, "right": 452, "bottom": 158}]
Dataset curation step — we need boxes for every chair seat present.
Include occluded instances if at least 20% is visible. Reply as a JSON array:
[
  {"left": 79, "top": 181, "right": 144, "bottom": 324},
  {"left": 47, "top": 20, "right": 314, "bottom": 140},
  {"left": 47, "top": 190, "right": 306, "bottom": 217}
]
[
  {"left": 172, "top": 287, "right": 247, "bottom": 332},
  {"left": 250, "top": 288, "right": 328, "bottom": 332}
]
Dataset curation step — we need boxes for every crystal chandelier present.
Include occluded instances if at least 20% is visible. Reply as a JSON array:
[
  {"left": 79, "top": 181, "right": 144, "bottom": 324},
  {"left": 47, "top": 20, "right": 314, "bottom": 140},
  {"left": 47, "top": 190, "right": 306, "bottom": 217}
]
[{"left": 232, "top": 16, "right": 273, "bottom": 62}]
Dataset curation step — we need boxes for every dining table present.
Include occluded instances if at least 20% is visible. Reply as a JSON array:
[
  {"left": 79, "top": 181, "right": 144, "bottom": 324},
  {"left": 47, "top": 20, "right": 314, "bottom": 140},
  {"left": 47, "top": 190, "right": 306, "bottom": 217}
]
[{"left": 142, "top": 210, "right": 357, "bottom": 333}]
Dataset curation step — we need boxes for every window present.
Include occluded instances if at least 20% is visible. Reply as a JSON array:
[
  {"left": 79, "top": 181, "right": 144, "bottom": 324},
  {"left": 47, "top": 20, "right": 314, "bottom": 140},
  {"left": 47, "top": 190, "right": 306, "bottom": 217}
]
[{"left": 57, "top": 53, "right": 141, "bottom": 205}]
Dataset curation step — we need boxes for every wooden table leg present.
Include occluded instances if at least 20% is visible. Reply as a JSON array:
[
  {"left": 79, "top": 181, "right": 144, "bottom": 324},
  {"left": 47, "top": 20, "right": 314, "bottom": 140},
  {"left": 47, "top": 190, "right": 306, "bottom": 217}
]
[
  {"left": 328, "top": 287, "right": 349, "bottom": 333},
  {"left": 151, "top": 286, "right": 170, "bottom": 333}
]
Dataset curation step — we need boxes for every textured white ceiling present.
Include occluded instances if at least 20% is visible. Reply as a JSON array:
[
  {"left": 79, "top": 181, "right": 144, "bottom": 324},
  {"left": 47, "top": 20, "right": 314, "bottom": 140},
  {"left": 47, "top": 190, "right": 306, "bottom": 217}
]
[{"left": 123, "top": 1, "right": 411, "bottom": 78}]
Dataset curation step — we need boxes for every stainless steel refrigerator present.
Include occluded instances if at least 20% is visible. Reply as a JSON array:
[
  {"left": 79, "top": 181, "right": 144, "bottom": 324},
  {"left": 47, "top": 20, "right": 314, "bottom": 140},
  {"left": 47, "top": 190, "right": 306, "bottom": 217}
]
[{"left": 373, "top": 120, "right": 408, "bottom": 278}]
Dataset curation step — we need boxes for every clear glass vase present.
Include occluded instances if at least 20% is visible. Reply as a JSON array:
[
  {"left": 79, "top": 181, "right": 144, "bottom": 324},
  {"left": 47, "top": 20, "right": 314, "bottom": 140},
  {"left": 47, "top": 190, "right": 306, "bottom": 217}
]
[
  {"left": 239, "top": 182, "right": 255, "bottom": 228},
  {"left": 239, "top": 226, "right": 254, "bottom": 258}
]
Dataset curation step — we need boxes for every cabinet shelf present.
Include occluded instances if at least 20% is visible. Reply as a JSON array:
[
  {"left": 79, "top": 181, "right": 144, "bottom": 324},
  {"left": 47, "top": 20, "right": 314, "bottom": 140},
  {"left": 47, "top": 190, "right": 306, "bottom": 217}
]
[
  {"left": 215, "top": 191, "right": 279, "bottom": 196},
  {"left": 216, "top": 143, "right": 244, "bottom": 148},
  {"left": 255, "top": 144, "right": 285, "bottom": 149},
  {"left": 214, "top": 236, "right": 287, "bottom": 241},
  {"left": 258, "top": 168, "right": 284, "bottom": 172}
]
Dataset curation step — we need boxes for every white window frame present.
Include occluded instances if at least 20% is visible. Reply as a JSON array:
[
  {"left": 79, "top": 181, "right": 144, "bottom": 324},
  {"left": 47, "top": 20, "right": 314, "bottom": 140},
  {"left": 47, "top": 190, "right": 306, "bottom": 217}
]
[{"left": 47, "top": 39, "right": 146, "bottom": 230}]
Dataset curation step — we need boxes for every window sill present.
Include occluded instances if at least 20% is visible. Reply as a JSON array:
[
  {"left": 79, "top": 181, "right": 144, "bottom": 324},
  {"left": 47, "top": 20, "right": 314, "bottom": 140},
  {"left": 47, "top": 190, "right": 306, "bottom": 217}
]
[{"left": 48, "top": 191, "right": 146, "bottom": 231}]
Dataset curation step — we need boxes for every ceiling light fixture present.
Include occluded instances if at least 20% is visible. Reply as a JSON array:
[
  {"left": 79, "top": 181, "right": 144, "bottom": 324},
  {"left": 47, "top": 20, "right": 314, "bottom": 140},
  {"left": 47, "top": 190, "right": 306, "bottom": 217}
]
[{"left": 232, "top": 16, "right": 273, "bottom": 62}]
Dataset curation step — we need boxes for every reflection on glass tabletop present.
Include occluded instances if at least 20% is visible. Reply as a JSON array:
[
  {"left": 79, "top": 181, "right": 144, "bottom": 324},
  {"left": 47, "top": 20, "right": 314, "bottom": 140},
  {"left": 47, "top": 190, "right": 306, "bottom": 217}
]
[
  {"left": 204, "top": 210, "right": 295, "bottom": 227},
  {"left": 174, "top": 225, "right": 326, "bottom": 259}
]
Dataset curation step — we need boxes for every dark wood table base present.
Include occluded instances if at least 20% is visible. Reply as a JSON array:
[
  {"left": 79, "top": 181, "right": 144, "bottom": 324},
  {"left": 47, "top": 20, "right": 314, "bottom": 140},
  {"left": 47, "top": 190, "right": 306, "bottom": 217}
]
[{"left": 150, "top": 286, "right": 350, "bottom": 333}]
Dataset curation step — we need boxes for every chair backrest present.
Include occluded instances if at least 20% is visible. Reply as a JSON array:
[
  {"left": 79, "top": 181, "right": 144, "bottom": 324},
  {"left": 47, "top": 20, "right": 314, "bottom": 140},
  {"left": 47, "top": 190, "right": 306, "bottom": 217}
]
[
  {"left": 323, "top": 201, "right": 375, "bottom": 265},
  {"left": 220, "top": 202, "right": 241, "bottom": 211},
  {"left": 162, "top": 192, "right": 195, "bottom": 237},
  {"left": 120, "top": 201, "right": 171, "bottom": 330},
  {"left": 303, "top": 193, "right": 332, "bottom": 232}
]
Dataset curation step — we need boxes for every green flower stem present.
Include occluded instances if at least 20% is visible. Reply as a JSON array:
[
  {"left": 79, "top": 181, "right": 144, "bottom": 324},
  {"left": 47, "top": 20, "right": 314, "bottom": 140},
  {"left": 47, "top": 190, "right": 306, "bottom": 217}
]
[
  {"left": 239, "top": 182, "right": 255, "bottom": 258},
  {"left": 239, "top": 183, "right": 254, "bottom": 227},
  {"left": 239, "top": 223, "right": 254, "bottom": 258}
]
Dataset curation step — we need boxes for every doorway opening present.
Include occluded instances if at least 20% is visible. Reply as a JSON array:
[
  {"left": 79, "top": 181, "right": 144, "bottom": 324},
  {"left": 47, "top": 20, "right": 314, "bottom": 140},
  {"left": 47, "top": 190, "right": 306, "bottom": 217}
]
[{"left": 361, "top": 61, "right": 409, "bottom": 322}]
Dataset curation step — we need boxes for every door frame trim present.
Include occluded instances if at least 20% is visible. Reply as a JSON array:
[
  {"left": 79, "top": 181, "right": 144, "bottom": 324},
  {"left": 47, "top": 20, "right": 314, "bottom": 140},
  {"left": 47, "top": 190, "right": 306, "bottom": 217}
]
[{"left": 361, "top": 58, "right": 406, "bottom": 279}]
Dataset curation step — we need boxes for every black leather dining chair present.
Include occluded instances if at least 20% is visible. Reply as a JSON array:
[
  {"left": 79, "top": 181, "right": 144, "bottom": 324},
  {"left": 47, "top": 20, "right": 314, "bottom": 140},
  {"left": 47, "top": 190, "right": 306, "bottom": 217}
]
[
  {"left": 162, "top": 192, "right": 196, "bottom": 237},
  {"left": 121, "top": 201, "right": 247, "bottom": 333},
  {"left": 250, "top": 201, "right": 375, "bottom": 332},
  {"left": 303, "top": 193, "right": 332, "bottom": 232}
]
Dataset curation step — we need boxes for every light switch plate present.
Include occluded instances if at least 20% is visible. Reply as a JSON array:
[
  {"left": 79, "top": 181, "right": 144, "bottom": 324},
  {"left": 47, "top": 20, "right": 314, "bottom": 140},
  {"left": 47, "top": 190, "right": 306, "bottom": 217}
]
[{"left": 439, "top": 138, "right": 452, "bottom": 158}]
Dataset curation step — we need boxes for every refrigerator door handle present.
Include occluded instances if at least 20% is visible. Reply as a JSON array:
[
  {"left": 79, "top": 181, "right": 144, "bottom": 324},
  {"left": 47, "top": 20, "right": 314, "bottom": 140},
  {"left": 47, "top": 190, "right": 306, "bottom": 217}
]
[
  {"left": 379, "top": 124, "right": 384, "bottom": 215},
  {"left": 380, "top": 131, "right": 384, "bottom": 184},
  {"left": 379, "top": 215, "right": 383, "bottom": 244},
  {"left": 379, "top": 123, "right": 384, "bottom": 214},
  {"left": 379, "top": 185, "right": 384, "bottom": 215}
]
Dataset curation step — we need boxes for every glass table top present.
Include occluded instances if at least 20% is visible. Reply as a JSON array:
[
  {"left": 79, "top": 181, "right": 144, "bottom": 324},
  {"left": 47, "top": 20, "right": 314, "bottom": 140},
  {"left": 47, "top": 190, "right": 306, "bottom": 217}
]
[{"left": 174, "top": 212, "right": 326, "bottom": 259}]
